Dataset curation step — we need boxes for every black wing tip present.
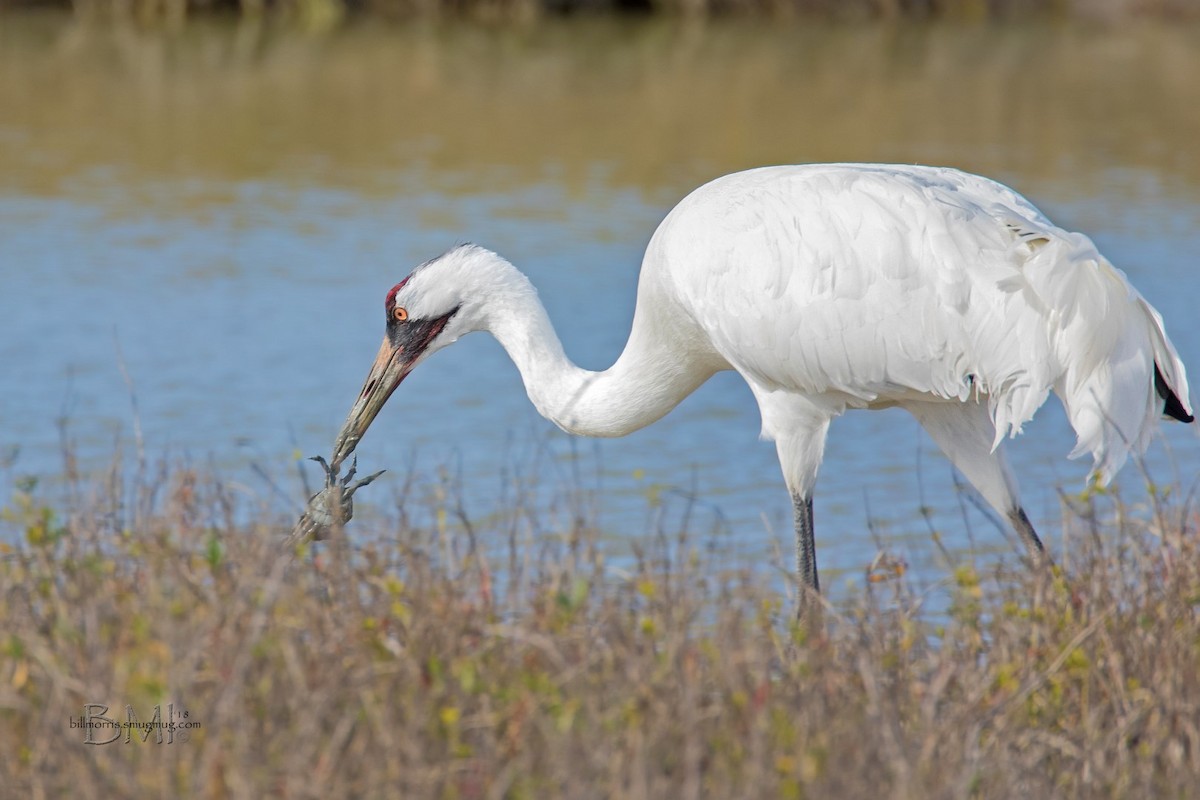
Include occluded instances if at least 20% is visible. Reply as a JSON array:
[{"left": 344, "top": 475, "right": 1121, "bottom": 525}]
[{"left": 1155, "top": 364, "right": 1194, "bottom": 423}]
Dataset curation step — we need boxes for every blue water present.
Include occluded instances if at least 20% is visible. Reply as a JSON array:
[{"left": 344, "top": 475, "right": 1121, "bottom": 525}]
[{"left": 3, "top": 165, "right": 1198, "bottom": 598}]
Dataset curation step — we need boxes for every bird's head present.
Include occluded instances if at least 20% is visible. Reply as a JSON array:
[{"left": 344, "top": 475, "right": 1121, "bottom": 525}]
[{"left": 330, "top": 244, "right": 513, "bottom": 468}]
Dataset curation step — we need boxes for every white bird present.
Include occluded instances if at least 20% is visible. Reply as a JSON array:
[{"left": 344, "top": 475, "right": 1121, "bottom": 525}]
[{"left": 330, "top": 164, "right": 1193, "bottom": 610}]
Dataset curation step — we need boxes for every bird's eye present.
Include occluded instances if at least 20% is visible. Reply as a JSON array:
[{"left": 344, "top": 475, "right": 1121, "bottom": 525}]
[{"left": 393, "top": 306, "right": 409, "bottom": 323}]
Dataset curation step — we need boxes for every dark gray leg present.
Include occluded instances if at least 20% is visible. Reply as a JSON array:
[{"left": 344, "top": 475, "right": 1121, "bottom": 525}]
[
  {"left": 793, "top": 493, "right": 819, "bottom": 612},
  {"left": 1008, "top": 506, "right": 1047, "bottom": 563}
]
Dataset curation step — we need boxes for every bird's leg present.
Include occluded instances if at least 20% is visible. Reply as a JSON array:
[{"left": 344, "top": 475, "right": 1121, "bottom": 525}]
[
  {"left": 905, "top": 400, "right": 1053, "bottom": 572},
  {"left": 792, "top": 493, "right": 820, "bottom": 616},
  {"left": 1008, "top": 506, "right": 1047, "bottom": 564}
]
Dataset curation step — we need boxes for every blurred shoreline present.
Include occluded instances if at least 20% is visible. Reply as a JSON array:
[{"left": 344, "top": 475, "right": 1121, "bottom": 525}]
[
  {"left": 2, "top": 0, "right": 1199, "bottom": 27},
  {"left": 4, "top": 12, "right": 1199, "bottom": 197}
]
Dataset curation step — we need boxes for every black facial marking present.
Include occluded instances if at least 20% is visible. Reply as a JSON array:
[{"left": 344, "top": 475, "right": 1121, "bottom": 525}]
[{"left": 387, "top": 307, "right": 460, "bottom": 356}]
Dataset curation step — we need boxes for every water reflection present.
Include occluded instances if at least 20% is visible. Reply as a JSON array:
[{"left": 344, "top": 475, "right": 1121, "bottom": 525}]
[
  {"left": 1, "top": 14, "right": 1198, "bottom": 595},
  {"left": 4, "top": 16, "right": 1200, "bottom": 196}
]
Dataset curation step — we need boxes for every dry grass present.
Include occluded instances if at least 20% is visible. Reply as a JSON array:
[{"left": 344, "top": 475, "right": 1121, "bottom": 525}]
[{"left": 2, "top": 451, "right": 1199, "bottom": 799}]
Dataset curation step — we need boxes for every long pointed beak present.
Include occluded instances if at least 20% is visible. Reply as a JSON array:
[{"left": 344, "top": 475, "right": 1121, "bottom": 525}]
[
  {"left": 329, "top": 307, "right": 459, "bottom": 470},
  {"left": 331, "top": 337, "right": 411, "bottom": 470}
]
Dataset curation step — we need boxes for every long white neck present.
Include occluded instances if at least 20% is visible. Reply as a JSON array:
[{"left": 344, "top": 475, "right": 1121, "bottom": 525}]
[{"left": 477, "top": 258, "right": 715, "bottom": 438}]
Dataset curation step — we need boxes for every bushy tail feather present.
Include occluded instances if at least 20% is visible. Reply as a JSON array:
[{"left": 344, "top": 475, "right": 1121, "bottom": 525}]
[
  {"left": 989, "top": 227, "right": 1192, "bottom": 486},
  {"left": 1140, "top": 296, "right": 1193, "bottom": 420},
  {"left": 1052, "top": 249, "right": 1192, "bottom": 485}
]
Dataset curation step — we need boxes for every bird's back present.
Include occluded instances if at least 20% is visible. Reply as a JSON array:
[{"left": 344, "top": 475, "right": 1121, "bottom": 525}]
[{"left": 638, "top": 163, "right": 1191, "bottom": 483}]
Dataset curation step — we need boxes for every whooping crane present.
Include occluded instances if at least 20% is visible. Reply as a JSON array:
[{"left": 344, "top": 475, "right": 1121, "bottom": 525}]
[{"left": 330, "top": 164, "right": 1193, "bottom": 611}]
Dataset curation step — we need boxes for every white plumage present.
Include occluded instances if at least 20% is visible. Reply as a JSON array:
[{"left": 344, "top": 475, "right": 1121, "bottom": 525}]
[{"left": 333, "top": 163, "right": 1193, "bottom": 609}]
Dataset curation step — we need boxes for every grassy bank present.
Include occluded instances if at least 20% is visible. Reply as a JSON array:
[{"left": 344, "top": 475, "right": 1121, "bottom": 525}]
[{"left": 1, "top": 457, "right": 1198, "bottom": 798}]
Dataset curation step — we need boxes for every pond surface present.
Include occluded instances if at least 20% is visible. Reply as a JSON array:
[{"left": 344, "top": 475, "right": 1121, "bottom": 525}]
[{"left": 2, "top": 14, "right": 1199, "bottom": 593}]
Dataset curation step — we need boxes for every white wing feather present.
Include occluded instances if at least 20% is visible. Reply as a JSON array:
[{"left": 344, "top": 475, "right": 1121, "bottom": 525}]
[{"left": 647, "top": 164, "right": 1190, "bottom": 484}]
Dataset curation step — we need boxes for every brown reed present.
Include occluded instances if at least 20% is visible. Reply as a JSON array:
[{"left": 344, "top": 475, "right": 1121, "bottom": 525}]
[{"left": 1, "top": 446, "right": 1198, "bottom": 798}]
